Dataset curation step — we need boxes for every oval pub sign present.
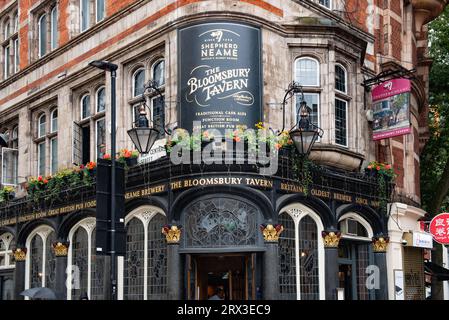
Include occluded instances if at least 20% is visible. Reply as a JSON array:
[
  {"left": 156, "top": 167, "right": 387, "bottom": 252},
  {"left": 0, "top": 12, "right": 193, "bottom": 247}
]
[{"left": 429, "top": 213, "right": 449, "bottom": 245}]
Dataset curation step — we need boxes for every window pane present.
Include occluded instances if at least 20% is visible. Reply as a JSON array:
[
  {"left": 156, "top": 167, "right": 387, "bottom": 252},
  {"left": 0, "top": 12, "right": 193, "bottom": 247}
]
[
  {"left": 299, "top": 216, "right": 320, "bottom": 300},
  {"left": 132, "top": 104, "right": 141, "bottom": 124},
  {"left": 81, "top": 95, "right": 90, "bottom": 119},
  {"left": 97, "top": 87, "right": 105, "bottom": 112},
  {"left": 39, "top": 115, "right": 46, "bottom": 137},
  {"left": 152, "top": 96, "right": 165, "bottom": 138},
  {"left": 124, "top": 218, "right": 145, "bottom": 300},
  {"left": 96, "top": 0, "right": 105, "bottom": 22},
  {"left": 96, "top": 118, "right": 106, "bottom": 159},
  {"left": 81, "top": 0, "right": 90, "bottom": 31},
  {"left": 153, "top": 60, "right": 165, "bottom": 87},
  {"left": 133, "top": 69, "right": 145, "bottom": 97},
  {"left": 14, "top": 14, "right": 18, "bottom": 33},
  {"left": 296, "top": 94, "right": 319, "bottom": 127},
  {"left": 4, "top": 22, "right": 10, "bottom": 40},
  {"left": 335, "top": 65, "right": 346, "bottom": 93},
  {"left": 278, "top": 212, "right": 297, "bottom": 300},
  {"left": 14, "top": 38, "right": 19, "bottom": 72},
  {"left": 296, "top": 58, "right": 319, "bottom": 86},
  {"left": 71, "top": 227, "right": 89, "bottom": 299},
  {"left": 2, "top": 148, "right": 18, "bottom": 185},
  {"left": 51, "top": 138, "right": 58, "bottom": 174},
  {"left": 39, "top": 14, "right": 47, "bottom": 57},
  {"left": 335, "top": 99, "right": 348, "bottom": 146},
  {"left": 147, "top": 214, "right": 167, "bottom": 300},
  {"left": 30, "top": 234, "right": 43, "bottom": 288},
  {"left": 319, "top": 0, "right": 331, "bottom": 8},
  {"left": 45, "top": 232, "right": 57, "bottom": 290},
  {"left": 51, "top": 7, "right": 58, "bottom": 50},
  {"left": 38, "top": 142, "right": 46, "bottom": 176},
  {"left": 91, "top": 230, "right": 105, "bottom": 300},
  {"left": 4, "top": 45, "right": 10, "bottom": 78},
  {"left": 51, "top": 110, "right": 58, "bottom": 132}
]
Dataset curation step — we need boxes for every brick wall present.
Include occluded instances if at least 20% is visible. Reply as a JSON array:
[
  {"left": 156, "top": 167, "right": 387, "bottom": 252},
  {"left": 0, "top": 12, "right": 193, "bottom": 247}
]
[
  {"left": 390, "top": 17, "right": 402, "bottom": 61},
  {"left": 393, "top": 146, "right": 404, "bottom": 189}
]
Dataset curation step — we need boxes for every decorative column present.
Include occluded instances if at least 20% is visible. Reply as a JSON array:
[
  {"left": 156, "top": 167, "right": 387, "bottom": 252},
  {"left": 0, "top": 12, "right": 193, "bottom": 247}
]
[
  {"left": 53, "top": 241, "right": 69, "bottom": 300},
  {"left": 260, "top": 224, "right": 283, "bottom": 300},
  {"left": 372, "top": 236, "right": 389, "bottom": 300},
  {"left": 13, "top": 247, "right": 27, "bottom": 300},
  {"left": 162, "top": 225, "right": 182, "bottom": 300},
  {"left": 322, "top": 230, "right": 341, "bottom": 300}
]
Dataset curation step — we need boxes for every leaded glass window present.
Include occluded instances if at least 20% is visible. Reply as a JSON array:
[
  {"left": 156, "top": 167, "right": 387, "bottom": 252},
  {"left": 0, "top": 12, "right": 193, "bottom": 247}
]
[
  {"left": 147, "top": 214, "right": 167, "bottom": 300},
  {"left": 133, "top": 69, "right": 145, "bottom": 97},
  {"left": 152, "top": 60, "right": 165, "bottom": 88},
  {"left": 124, "top": 218, "right": 144, "bottom": 300},
  {"left": 295, "top": 58, "right": 319, "bottom": 87},
  {"left": 45, "top": 232, "right": 57, "bottom": 290},
  {"left": 335, "top": 65, "right": 347, "bottom": 93},
  {"left": 183, "top": 197, "right": 259, "bottom": 249},
  {"left": 278, "top": 213, "right": 297, "bottom": 300},
  {"left": 30, "top": 235, "right": 43, "bottom": 288},
  {"left": 71, "top": 227, "right": 88, "bottom": 299},
  {"left": 356, "top": 244, "right": 370, "bottom": 300},
  {"left": 298, "top": 216, "right": 319, "bottom": 300},
  {"left": 335, "top": 98, "right": 348, "bottom": 147},
  {"left": 91, "top": 229, "right": 105, "bottom": 300}
]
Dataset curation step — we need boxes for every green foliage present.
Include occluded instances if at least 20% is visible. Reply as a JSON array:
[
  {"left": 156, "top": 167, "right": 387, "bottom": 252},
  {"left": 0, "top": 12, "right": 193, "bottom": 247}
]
[
  {"left": 0, "top": 186, "right": 15, "bottom": 203},
  {"left": 421, "top": 5, "right": 449, "bottom": 214}
]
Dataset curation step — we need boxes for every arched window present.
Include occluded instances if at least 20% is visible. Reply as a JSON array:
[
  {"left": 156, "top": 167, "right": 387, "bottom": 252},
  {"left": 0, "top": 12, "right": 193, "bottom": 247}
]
[
  {"left": 11, "top": 126, "right": 18, "bottom": 149},
  {"left": 38, "top": 14, "right": 47, "bottom": 57},
  {"left": 50, "top": 6, "right": 58, "bottom": 50},
  {"left": 147, "top": 214, "right": 167, "bottom": 300},
  {"left": 38, "top": 114, "right": 46, "bottom": 138},
  {"left": 0, "top": 233, "right": 15, "bottom": 268},
  {"left": 133, "top": 68, "right": 145, "bottom": 98},
  {"left": 96, "top": 0, "right": 105, "bottom": 22},
  {"left": 295, "top": 57, "right": 319, "bottom": 87},
  {"left": 96, "top": 86, "right": 106, "bottom": 113},
  {"left": 152, "top": 60, "right": 165, "bottom": 88},
  {"left": 71, "top": 227, "right": 89, "bottom": 299},
  {"left": 29, "top": 234, "right": 44, "bottom": 288},
  {"left": 278, "top": 205, "right": 325, "bottom": 300},
  {"left": 335, "top": 64, "right": 347, "bottom": 94},
  {"left": 298, "top": 216, "right": 319, "bottom": 300},
  {"left": 81, "top": 94, "right": 91, "bottom": 119},
  {"left": 124, "top": 218, "right": 145, "bottom": 300},
  {"left": 80, "top": 0, "right": 90, "bottom": 32},
  {"left": 51, "top": 109, "right": 58, "bottom": 132},
  {"left": 278, "top": 212, "right": 297, "bottom": 300},
  {"left": 13, "top": 13, "right": 18, "bottom": 33},
  {"left": 3, "top": 19, "right": 10, "bottom": 40}
]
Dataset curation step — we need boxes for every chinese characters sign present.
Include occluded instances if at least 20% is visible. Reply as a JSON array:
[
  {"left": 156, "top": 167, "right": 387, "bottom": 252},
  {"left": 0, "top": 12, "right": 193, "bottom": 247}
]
[
  {"left": 429, "top": 213, "right": 449, "bottom": 245},
  {"left": 372, "top": 78, "right": 412, "bottom": 141},
  {"left": 178, "top": 22, "right": 262, "bottom": 133}
]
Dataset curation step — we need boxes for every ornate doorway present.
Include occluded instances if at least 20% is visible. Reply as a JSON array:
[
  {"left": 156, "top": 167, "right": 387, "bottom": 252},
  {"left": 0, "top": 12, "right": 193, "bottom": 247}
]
[{"left": 185, "top": 253, "right": 257, "bottom": 300}]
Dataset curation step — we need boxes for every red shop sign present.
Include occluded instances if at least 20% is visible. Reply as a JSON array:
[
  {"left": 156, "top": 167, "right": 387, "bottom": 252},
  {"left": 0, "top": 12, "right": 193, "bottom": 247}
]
[{"left": 429, "top": 213, "right": 449, "bottom": 245}]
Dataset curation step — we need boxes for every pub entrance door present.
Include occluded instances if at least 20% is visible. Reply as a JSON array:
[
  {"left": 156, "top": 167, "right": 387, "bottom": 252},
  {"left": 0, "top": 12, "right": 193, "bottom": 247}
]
[{"left": 185, "top": 253, "right": 256, "bottom": 300}]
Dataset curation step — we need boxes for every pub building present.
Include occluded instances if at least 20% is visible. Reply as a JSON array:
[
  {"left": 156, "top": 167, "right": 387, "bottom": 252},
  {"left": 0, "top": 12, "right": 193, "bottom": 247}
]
[{"left": 0, "top": 0, "right": 447, "bottom": 300}]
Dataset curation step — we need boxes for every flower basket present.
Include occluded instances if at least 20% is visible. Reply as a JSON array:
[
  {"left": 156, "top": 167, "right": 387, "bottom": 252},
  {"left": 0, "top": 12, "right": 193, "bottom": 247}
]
[{"left": 125, "top": 157, "right": 138, "bottom": 167}]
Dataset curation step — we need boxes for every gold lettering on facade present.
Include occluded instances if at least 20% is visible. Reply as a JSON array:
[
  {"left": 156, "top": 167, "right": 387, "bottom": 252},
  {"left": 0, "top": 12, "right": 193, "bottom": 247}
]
[
  {"left": 311, "top": 189, "right": 331, "bottom": 198},
  {"left": 280, "top": 183, "right": 304, "bottom": 193},
  {"left": 356, "top": 198, "right": 369, "bottom": 205},
  {"left": 333, "top": 193, "right": 352, "bottom": 202}
]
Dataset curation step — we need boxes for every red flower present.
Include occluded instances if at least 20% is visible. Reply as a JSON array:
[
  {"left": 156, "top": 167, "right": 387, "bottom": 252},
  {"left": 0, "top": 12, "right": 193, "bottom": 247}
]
[
  {"left": 79, "top": 164, "right": 85, "bottom": 169},
  {"left": 275, "top": 143, "right": 282, "bottom": 150},
  {"left": 376, "top": 166, "right": 381, "bottom": 171},
  {"left": 234, "top": 136, "right": 241, "bottom": 142},
  {"left": 103, "top": 154, "right": 111, "bottom": 160},
  {"left": 385, "top": 164, "right": 391, "bottom": 170},
  {"left": 367, "top": 165, "right": 372, "bottom": 169},
  {"left": 38, "top": 176, "right": 43, "bottom": 182},
  {"left": 43, "top": 179, "right": 48, "bottom": 184}
]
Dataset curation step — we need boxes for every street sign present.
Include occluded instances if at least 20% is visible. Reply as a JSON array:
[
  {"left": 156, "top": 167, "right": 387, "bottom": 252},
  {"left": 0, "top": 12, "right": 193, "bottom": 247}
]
[{"left": 429, "top": 213, "right": 449, "bottom": 245}]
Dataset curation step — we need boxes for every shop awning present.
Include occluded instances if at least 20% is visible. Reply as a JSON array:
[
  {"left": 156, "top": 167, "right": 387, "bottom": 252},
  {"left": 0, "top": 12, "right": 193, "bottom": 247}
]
[{"left": 425, "top": 261, "right": 449, "bottom": 281}]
